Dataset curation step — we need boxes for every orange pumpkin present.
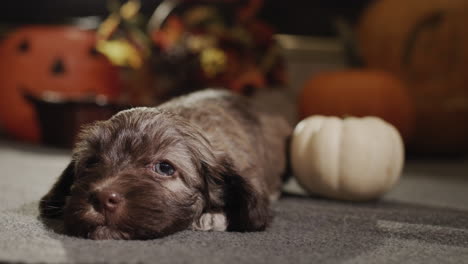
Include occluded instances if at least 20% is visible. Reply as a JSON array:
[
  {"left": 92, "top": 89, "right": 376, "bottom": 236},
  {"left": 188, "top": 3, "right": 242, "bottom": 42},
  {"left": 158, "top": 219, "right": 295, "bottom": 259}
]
[
  {"left": 299, "top": 70, "right": 414, "bottom": 141},
  {"left": 0, "top": 26, "right": 121, "bottom": 143},
  {"left": 357, "top": 0, "right": 468, "bottom": 154}
]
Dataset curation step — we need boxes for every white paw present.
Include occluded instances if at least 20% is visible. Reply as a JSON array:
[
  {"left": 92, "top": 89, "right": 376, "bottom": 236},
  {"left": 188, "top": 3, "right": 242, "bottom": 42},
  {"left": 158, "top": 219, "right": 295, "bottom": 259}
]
[
  {"left": 192, "top": 213, "right": 227, "bottom": 231},
  {"left": 269, "top": 191, "right": 281, "bottom": 202}
]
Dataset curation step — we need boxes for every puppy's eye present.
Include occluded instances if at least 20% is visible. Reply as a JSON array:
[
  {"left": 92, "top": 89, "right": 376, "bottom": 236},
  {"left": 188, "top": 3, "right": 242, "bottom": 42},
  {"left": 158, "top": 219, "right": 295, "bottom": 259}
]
[
  {"left": 85, "top": 157, "right": 100, "bottom": 169},
  {"left": 153, "top": 162, "right": 175, "bottom": 176}
]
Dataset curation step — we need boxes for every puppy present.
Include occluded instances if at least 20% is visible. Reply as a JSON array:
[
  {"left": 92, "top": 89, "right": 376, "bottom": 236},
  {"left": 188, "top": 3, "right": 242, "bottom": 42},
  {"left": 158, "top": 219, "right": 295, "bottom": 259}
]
[{"left": 39, "top": 89, "right": 291, "bottom": 240}]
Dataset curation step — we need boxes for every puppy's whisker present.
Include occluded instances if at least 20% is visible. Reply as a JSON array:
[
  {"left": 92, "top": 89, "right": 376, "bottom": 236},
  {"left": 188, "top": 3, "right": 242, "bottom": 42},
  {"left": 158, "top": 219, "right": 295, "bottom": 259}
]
[
  {"left": 39, "top": 198, "right": 63, "bottom": 202},
  {"left": 43, "top": 205, "right": 63, "bottom": 209}
]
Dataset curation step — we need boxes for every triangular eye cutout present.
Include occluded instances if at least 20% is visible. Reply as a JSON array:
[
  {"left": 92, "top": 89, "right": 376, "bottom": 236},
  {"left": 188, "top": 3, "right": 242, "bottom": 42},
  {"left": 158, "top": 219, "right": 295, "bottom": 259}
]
[
  {"left": 17, "top": 39, "right": 29, "bottom": 53},
  {"left": 51, "top": 58, "right": 66, "bottom": 75}
]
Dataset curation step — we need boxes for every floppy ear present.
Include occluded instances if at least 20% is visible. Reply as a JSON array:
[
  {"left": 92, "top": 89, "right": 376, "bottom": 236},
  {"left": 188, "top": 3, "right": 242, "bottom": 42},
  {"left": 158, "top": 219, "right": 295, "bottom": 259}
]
[
  {"left": 203, "top": 160, "right": 271, "bottom": 232},
  {"left": 182, "top": 125, "right": 271, "bottom": 231},
  {"left": 39, "top": 161, "right": 75, "bottom": 218}
]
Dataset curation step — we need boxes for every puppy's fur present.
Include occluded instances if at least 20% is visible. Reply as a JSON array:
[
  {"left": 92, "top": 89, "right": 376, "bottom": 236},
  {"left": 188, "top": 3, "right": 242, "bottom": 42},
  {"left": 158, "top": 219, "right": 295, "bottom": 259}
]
[{"left": 39, "top": 89, "right": 291, "bottom": 240}]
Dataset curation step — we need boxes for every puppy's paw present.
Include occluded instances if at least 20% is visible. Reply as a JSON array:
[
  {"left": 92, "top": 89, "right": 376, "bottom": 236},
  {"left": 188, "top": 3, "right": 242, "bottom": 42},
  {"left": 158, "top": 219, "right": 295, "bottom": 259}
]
[
  {"left": 192, "top": 213, "right": 227, "bottom": 231},
  {"left": 269, "top": 191, "right": 281, "bottom": 202}
]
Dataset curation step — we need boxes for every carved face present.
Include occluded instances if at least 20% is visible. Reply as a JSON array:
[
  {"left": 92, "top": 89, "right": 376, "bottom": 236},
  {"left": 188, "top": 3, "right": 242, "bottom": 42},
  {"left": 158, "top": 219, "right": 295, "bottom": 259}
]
[{"left": 0, "top": 26, "right": 121, "bottom": 142}]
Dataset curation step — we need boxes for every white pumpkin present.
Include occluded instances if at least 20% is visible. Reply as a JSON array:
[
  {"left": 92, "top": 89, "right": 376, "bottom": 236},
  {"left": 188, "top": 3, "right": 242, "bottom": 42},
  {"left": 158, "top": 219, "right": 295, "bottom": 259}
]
[{"left": 290, "top": 116, "right": 404, "bottom": 201}]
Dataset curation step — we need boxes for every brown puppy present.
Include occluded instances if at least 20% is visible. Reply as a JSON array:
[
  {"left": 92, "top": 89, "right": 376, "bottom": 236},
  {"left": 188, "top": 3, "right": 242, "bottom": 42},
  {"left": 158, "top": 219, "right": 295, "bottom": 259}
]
[{"left": 39, "top": 89, "right": 291, "bottom": 240}]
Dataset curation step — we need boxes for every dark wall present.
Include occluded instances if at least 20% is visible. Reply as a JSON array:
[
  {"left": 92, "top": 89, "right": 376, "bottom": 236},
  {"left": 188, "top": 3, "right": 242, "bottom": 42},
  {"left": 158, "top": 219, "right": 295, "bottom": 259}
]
[
  {"left": 259, "top": 0, "right": 373, "bottom": 36},
  {"left": 1, "top": 0, "right": 373, "bottom": 36}
]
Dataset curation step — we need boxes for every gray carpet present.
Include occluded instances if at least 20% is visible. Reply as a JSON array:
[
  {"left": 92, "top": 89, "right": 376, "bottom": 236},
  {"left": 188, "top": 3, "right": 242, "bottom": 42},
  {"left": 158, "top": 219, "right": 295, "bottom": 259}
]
[{"left": 1, "top": 140, "right": 468, "bottom": 263}]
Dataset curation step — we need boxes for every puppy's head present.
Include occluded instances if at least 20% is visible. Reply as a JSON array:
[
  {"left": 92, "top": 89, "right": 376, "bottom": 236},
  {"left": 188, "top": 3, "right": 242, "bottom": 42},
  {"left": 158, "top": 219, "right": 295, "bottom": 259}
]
[{"left": 48, "top": 108, "right": 218, "bottom": 239}]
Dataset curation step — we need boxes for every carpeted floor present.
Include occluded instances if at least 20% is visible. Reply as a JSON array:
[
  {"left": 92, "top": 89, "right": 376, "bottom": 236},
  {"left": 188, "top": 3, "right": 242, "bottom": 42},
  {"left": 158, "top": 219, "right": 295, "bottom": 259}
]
[{"left": 1, "top": 140, "right": 468, "bottom": 263}]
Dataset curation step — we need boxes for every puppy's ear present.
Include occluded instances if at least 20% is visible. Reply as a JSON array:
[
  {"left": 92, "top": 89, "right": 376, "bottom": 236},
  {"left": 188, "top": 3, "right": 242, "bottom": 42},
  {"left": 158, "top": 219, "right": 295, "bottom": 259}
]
[
  {"left": 39, "top": 161, "right": 75, "bottom": 218},
  {"left": 203, "top": 160, "right": 271, "bottom": 232}
]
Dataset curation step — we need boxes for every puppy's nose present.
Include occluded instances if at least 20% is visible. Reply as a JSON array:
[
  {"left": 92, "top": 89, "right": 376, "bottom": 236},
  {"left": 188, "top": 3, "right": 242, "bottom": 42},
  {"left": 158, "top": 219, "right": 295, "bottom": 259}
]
[{"left": 94, "top": 190, "right": 123, "bottom": 212}]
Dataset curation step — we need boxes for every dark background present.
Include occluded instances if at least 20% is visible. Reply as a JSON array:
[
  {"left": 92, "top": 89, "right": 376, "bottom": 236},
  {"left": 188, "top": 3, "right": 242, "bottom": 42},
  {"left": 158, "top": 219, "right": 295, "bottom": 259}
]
[{"left": 0, "top": 0, "right": 373, "bottom": 36}]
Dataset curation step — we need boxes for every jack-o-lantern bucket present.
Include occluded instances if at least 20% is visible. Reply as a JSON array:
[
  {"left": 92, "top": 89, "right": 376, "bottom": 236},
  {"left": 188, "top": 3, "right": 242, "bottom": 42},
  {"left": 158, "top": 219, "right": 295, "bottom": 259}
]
[{"left": 0, "top": 25, "right": 121, "bottom": 143}]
